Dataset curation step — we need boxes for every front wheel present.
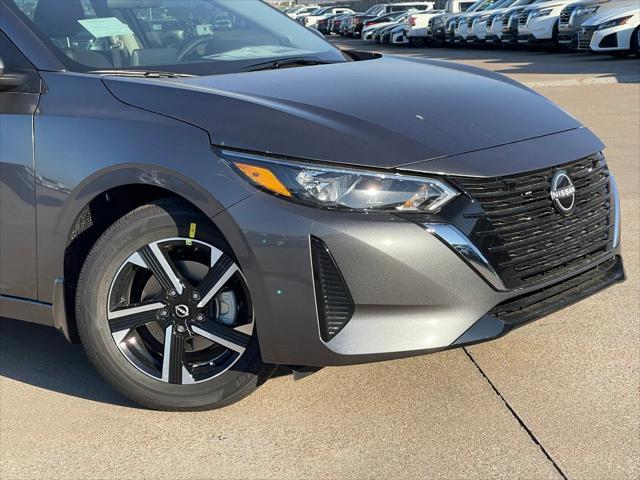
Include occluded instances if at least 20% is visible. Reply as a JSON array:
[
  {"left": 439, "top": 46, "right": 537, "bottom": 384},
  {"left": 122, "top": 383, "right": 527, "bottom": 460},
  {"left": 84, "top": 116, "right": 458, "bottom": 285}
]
[{"left": 76, "top": 199, "right": 272, "bottom": 410}]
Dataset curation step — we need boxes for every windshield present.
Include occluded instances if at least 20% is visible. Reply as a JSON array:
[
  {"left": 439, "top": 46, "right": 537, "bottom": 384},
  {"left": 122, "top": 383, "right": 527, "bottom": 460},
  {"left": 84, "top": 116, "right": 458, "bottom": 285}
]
[
  {"left": 463, "top": 0, "right": 491, "bottom": 12},
  {"left": 509, "top": 0, "right": 536, "bottom": 7},
  {"left": 9, "top": 0, "right": 346, "bottom": 75},
  {"left": 486, "top": 0, "right": 513, "bottom": 10}
]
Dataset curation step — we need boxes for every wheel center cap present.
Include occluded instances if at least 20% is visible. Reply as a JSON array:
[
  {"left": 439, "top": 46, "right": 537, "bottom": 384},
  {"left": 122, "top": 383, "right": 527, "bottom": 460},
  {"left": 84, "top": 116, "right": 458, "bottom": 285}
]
[{"left": 174, "top": 304, "right": 190, "bottom": 318}]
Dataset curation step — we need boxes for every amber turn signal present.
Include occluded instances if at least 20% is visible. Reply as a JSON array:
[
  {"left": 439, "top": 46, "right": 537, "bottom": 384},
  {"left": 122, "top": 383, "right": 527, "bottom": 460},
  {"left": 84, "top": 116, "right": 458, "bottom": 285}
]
[{"left": 234, "top": 162, "right": 292, "bottom": 197}]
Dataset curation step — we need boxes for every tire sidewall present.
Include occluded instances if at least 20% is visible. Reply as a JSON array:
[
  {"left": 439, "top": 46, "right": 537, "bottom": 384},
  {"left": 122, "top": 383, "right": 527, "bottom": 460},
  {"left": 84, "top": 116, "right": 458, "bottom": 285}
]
[{"left": 76, "top": 202, "right": 262, "bottom": 410}]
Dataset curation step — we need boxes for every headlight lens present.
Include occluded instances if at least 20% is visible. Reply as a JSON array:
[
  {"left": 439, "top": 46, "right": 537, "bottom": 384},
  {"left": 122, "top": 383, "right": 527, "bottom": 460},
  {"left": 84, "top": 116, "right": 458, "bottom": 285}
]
[
  {"left": 597, "top": 16, "right": 632, "bottom": 30},
  {"left": 575, "top": 6, "right": 599, "bottom": 16},
  {"left": 531, "top": 8, "right": 553, "bottom": 18},
  {"left": 228, "top": 153, "right": 459, "bottom": 213}
]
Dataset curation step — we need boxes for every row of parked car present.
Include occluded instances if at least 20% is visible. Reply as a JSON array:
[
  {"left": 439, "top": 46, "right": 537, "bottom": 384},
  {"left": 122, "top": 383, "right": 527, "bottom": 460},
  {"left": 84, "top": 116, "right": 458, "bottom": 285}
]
[{"left": 291, "top": 0, "right": 640, "bottom": 57}]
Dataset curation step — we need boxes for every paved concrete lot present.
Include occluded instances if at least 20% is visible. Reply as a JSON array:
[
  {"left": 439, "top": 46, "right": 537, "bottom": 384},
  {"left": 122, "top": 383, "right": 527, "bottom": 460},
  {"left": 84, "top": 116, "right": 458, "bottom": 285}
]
[{"left": 1, "top": 45, "right": 638, "bottom": 480}]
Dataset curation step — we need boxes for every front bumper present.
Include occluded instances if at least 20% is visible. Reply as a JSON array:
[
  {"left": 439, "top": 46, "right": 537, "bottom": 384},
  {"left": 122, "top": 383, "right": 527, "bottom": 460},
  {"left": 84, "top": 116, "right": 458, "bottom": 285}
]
[
  {"left": 588, "top": 25, "right": 633, "bottom": 52},
  {"left": 519, "top": 15, "right": 558, "bottom": 41},
  {"left": 558, "top": 31, "right": 578, "bottom": 47},
  {"left": 214, "top": 156, "right": 624, "bottom": 367}
]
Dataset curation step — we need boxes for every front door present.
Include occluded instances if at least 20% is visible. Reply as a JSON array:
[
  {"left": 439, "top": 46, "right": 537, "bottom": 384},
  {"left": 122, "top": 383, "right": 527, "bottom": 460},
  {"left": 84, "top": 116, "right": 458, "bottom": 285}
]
[{"left": 0, "top": 30, "right": 41, "bottom": 299}]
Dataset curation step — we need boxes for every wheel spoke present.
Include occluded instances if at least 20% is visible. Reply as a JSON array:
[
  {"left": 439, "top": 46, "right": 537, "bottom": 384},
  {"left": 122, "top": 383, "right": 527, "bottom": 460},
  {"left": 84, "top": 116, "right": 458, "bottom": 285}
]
[
  {"left": 108, "top": 236, "right": 253, "bottom": 386},
  {"left": 139, "top": 243, "right": 184, "bottom": 294},
  {"left": 108, "top": 302, "right": 165, "bottom": 333},
  {"left": 192, "top": 319, "right": 251, "bottom": 354},
  {"left": 234, "top": 323, "right": 254, "bottom": 335},
  {"left": 162, "top": 325, "right": 185, "bottom": 384},
  {"left": 195, "top": 255, "right": 239, "bottom": 308}
]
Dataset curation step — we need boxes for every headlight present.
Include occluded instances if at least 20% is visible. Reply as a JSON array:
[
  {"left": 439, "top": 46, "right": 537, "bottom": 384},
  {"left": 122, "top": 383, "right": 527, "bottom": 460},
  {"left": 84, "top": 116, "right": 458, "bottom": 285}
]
[
  {"left": 227, "top": 153, "right": 459, "bottom": 213},
  {"left": 575, "top": 5, "right": 599, "bottom": 16},
  {"left": 597, "top": 16, "right": 632, "bottom": 30},
  {"left": 531, "top": 9, "right": 553, "bottom": 18}
]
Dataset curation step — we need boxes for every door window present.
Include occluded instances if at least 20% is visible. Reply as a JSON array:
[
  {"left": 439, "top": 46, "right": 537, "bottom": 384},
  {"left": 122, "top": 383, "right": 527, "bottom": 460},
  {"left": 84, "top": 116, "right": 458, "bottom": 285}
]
[{"left": 0, "top": 31, "right": 40, "bottom": 94}]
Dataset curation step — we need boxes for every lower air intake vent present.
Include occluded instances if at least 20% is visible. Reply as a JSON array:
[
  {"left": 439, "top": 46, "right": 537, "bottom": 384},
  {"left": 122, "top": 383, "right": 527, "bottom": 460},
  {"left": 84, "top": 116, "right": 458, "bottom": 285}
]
[{"left": 311, "top": 237, "right": 355, "bottom": 342}]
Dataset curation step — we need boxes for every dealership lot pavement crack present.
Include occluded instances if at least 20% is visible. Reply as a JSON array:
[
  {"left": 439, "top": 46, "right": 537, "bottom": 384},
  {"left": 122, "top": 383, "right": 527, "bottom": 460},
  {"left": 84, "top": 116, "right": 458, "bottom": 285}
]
[{"left": 464, "top": 348, "right": 568, "bottom": 480}]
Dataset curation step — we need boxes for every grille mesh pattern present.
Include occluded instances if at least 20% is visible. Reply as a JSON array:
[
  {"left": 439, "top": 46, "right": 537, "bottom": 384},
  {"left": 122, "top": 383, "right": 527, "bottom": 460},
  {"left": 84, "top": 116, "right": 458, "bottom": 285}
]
[
  {"left": 490, "top": 257, "right": 620, "bottom": 324},
  {"left": 578, "top": 26, "right": 597, "bottom": 49},
  {"left": 559, "top": 5, "right": 577, "bottom": 25},
  {"left": 311, "top": 237, "right": 355, "bottom": 342},
  {"left": 449, "top": 155, "right": 614, "bottom": 289},
  {"left": 518, "top": 10, "right": 529, "bottom": 25}
]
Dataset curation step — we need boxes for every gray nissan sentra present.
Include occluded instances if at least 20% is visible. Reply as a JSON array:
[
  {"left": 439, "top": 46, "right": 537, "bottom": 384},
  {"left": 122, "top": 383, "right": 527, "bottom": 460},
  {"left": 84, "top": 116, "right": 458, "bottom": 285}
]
[{"left": 0, "top": 0, "right": 625, "bottom": 410}]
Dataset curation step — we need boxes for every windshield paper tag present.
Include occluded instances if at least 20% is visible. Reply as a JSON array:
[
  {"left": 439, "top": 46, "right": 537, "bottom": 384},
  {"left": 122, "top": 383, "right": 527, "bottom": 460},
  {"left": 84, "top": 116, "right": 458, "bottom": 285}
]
[
  {"left": 78, "top": 18, "right": 134, "bottom": 38},
  {"left": 196, "top": 24, "right": 214, "bottom": 35}
]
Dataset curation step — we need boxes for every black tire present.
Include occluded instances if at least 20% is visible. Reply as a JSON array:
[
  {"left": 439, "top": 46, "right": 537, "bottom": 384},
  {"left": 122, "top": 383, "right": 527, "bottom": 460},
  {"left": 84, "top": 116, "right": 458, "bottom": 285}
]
[
  {"left": 631, "top": 26, "right": 639, "bottom": 57},
  {"left": 76, "top": 199, "right": 273, "bottom": 411},
  {"left": 548, "top": 21, "right": 560, "bottom": 52}
]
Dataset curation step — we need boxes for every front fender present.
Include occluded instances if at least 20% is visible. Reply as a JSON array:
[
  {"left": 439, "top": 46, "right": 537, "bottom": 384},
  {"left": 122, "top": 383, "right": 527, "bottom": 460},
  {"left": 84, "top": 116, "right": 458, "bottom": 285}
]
[{"left": 35, "top": 72, "right": 255, "bottom": 302}]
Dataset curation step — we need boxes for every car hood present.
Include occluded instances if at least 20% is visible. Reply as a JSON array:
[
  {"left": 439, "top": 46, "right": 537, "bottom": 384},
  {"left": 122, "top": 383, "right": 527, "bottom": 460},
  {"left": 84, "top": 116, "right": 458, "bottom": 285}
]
[
  {"left": 104, "top": 55, "right": 582, "bottom": 171},
  {"left": 524, "top": 0, "right": 573, "bottom": 9},
  {"left": 583, "top": 5, "right": 638, "bottom": 26}
]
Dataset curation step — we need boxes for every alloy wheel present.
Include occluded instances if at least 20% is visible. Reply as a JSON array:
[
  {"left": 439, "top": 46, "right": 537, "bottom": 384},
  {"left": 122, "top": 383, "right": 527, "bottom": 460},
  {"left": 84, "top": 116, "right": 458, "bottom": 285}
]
[{"left": 107, "top": 238, "right": 253, "bottom": 385}]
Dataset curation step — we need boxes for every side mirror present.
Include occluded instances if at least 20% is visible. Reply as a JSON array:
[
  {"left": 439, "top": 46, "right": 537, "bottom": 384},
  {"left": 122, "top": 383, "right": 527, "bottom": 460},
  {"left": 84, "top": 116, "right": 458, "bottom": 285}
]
[
  {"left": 307, "top": 26, "right": 325, "bottom": 39},
  {"left": 0, "top": 58, "right": 28, "bottom": 92}
]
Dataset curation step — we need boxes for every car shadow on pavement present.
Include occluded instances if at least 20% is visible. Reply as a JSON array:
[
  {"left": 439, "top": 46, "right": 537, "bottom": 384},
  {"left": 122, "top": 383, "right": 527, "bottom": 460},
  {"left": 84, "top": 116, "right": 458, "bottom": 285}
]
[{"left": 0, "top": 318, "right": 136, "bottom": 408}]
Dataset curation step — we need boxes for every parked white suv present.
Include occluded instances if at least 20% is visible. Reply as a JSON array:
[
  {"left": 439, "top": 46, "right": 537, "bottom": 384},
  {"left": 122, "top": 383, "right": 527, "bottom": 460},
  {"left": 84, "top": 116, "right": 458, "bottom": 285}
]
[
  {"left": 472, "top": 0, "right": 538, "bottom": 41},
  {"left": 304, "top": 7, "right": 355, "bottom": 28},
  {"left": 516, "top": 0, "right": 578, "bottom": 45},
  {"left": 406, "top": 0, "right": 474, "bottom": 44},
  {"left": 579, "top": 2, "right": 640, "bottom": 55},
  {"left": 405, "top": 9, "right": 446, "bottom": 44},
  {"left": 287, "top": 5, "right": 320, "bottom": 19},
  {"left": 558, "top": 0, "right": 636, "bottom": 48},
  {"left": 454, "top": 0, "right": 505, "bottom": 42}
]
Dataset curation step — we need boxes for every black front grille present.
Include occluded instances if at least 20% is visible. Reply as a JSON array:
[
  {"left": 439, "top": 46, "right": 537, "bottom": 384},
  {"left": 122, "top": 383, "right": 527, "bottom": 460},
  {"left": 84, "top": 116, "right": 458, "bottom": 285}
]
[
  {"left": 449, "top": 155, "right": 615, "bottom": 289},
  {"left": 518, "top": 10, "right": 529, "bottom": 25},
  {"left": 467, "top": 17, "right": 474, "bottom": 29},
  {"left": 558, "top": 33, "right": 577, "bottom": 44},
  {"left": 559, "top": 5, "right": 577, "bottom": 26},
  {"left": 578, "top": 26, "right": 597, "bottom": 50},
  {"left": 490, "top": 257, "right": 622, "bottom": 324},
  {"left": 311, "top": 237, "right": 355, "bottom": 342}
]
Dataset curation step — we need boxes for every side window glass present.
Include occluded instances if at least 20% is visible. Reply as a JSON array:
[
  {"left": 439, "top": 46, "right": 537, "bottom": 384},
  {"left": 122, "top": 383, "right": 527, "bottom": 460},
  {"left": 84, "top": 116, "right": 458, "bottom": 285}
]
[{"left": 9, "top": 0, "right": 39, "bottom": 19}]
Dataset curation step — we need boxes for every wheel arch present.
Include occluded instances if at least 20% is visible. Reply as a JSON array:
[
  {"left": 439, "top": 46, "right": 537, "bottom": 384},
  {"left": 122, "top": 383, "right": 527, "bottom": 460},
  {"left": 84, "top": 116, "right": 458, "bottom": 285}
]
[{"left": 54, "top": 164, "right": 243, "bottom": 343}]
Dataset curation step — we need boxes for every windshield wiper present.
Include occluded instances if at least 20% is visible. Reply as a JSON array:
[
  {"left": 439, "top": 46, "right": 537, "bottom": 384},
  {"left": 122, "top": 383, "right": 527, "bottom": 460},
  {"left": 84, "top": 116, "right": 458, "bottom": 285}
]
[
  {"left": 87, "top": 69, "right": 195, "bottom": 79},
  {"left": 240, "top": 57, "right": 337, "bottom": 72}
]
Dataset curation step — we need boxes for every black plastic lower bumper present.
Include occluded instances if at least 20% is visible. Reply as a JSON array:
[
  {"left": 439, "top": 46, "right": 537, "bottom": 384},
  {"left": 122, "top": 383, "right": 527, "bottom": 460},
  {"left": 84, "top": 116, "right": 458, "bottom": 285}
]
[{"left": 453, "top": 256, "right": 625, "bottom": 346}]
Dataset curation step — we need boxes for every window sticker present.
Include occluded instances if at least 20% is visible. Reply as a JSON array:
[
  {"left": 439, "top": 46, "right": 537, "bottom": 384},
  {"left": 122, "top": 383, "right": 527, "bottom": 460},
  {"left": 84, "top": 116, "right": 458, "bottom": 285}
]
[
  {"left": 196, "top": 24, "right": 214, "bottom": 36},
  {"left": 78, "top": 17, "right": 134, "bottom": 38}
]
